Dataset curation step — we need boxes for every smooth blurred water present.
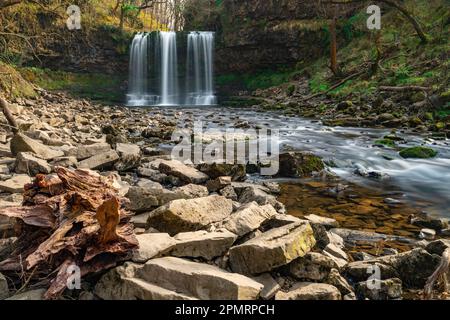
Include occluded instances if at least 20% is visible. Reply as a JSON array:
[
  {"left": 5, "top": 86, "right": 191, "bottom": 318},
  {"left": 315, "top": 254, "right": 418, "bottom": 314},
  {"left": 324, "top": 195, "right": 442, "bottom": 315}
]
[{"left": 147, "top": 106, "right": 450, "bottom": 218}]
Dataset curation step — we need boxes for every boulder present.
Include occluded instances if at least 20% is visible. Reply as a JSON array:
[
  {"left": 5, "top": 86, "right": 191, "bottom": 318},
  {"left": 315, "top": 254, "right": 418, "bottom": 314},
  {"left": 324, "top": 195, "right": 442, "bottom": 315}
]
[
  {"left": 78, "top": 150, "right": 119, "bottom": 170},
  {"left": 10, "top": 133, "right": 63, "bottom": 160},
  {"left": 174, "top": 184, "right": 209, "bottom": 198},
  {"left": 219, "top": 202, "right": 278, "bottom": 237},
  {"left": 277, "top": 152, "right": 325, "bottom": 178},
  {"left": 425, "top": 239, "right": 450, "bottom": 255},
  {"left": 76, "top": 142, "right": 111, "bottom": 160},
  {"left": 344, "top": 249, "right": 441, "bottom": 289},
  {"left": 146, "top": 195, "right": 233, "bottom": 236},
  {"left": 238, "top": 185, "right": 285, "bottom": 214},
  {"left": 96, "top": 258, "right": 263, "bottom": 300},
  {"left": 229, "top": 222, "right": 316, "bottom": 275},
  {"left": 0, "top": 175, "right": 32, "bottom": 193},
  {"left": 115, "top": 143, "right": 141, "bottom": 171},
  {"left": 159, "top": 160, "right": 209, "bottom": 184},
  {"left": 126, "top": 184, "right": 188, "bottom": 213},
  {"left": 15, "top": 152, "right": 51, "bottom": 176},
  {"left": 275, "top": 282, "right": 341, "bottom": 300},
  {"left": 132, "top": 233, "right": 177, "bottom": 263},
  {"left": 198, "top": 163, "right": 246, "bottom": 181},
  {"left": 355, "top": 278, "right": 403, "bottom": 300},
  {"left": 287, "top": 252, "right": 338, "bottom": 281},
  {"left": 170, "top": 229, "right": 237, "bottom": 260},
  {"left": 94, "top": 263, "right": 196, "bottom": 300},
  {"left": 137, "top": 167, "right": 169, "bottom": 183}
]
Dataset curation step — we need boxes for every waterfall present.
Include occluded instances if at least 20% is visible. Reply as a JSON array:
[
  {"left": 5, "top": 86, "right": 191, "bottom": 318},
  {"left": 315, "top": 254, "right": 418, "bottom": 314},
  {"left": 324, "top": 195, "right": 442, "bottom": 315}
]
[
  {"left": 126, "top": 31, "right": 216, "bottom": 107},
  {"left": 127, "top": 33, "right": 149, "bottom": 106},
  {"left": 185, "top": 32, "right": 217, "bottom": 106},
  {"left": 160, "top": 31, "right": 179, "bottom": 106}
]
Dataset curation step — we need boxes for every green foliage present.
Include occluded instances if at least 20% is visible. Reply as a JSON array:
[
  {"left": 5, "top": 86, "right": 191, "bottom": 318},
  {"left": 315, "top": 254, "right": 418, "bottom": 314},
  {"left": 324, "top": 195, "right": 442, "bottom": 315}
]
[
  {"left": 217, "top": 68, "right": 294, "bottom": 91},
  {"left": 20, "top": 67, "right": 125, "bottom": 103}
]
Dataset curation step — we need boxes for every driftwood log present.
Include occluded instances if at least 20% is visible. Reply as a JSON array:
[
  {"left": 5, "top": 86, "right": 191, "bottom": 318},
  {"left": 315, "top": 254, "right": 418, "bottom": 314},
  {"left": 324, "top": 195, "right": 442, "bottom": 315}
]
[{"left": 0, "top": 167, "right": 138, "bottom": 299}]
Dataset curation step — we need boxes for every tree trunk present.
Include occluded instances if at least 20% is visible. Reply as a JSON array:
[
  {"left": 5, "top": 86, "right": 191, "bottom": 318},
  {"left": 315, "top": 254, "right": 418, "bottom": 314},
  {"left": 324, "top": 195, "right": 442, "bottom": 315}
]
[
  {"left": 330, "top": 15, "right": 338, "bottom": 75},
  {"left": 0, "top": 97, "right": 19, "bottom": 134}
]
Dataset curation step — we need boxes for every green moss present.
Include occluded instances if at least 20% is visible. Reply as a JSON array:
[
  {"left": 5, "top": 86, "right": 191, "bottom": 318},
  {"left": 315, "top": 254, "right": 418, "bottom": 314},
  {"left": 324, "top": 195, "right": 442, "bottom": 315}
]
[
  {"left": 399, "top": 146, "right": 438, "bottom": 159},
  {"left": 374, "top": 139, "right": 396, "bottom": 148},
  {"left": 20, "top": 67, "right": 125, "bottom": 104},
  {"left": 286, "top": 84, "right": 295, "bottom": 96}
]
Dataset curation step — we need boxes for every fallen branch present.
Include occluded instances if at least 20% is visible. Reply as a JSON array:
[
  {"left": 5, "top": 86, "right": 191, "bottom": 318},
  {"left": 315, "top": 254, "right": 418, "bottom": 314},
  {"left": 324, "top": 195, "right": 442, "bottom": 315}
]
[
  {"left": 379, "top": 85, "right": 431, "bottom": 92},
  {"left": 424, "top": 248, "right": 450, "bottom": 299}
]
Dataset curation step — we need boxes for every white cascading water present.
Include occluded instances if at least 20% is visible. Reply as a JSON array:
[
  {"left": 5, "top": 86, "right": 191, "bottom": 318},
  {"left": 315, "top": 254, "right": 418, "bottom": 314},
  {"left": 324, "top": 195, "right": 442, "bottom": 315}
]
[
  {"left": 126, "top": 31, "right": 216, "bottom": 106},
  {"left": 127, "top": 33, "right": 150, "bottom": 106},
  {"left": 160, "top": 31, "right": 179, "bottom": 106},
  {"left": 185, "top": 31, "right": 217, "bottom": 106}
]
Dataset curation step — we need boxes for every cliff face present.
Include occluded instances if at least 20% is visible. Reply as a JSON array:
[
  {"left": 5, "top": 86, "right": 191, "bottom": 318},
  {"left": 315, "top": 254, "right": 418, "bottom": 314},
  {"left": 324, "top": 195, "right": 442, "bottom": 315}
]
[{"left": 186, "top": 0, "right": 356, "bottom": 74}]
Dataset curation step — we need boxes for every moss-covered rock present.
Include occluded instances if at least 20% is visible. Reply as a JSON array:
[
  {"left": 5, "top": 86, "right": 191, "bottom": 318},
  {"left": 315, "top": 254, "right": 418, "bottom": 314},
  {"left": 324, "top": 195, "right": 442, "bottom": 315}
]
[
  {"left": 374, "top": 139, "right": 396, "bottom": 148},
  {"left": 399, "top": 147, "right": 438, "bottom": 159},
  {"left": 277, "top": 152, "right": 325, "bottom": 178}
]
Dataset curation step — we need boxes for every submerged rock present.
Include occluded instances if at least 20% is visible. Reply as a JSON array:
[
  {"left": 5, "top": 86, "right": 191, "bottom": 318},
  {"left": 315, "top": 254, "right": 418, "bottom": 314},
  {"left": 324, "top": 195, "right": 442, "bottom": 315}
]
[
  {"left": 277, "top": 152, "right": 325, "bottom": 178},
  {"left": 399, "top": 146, "right": 437, "bottom": 159}
]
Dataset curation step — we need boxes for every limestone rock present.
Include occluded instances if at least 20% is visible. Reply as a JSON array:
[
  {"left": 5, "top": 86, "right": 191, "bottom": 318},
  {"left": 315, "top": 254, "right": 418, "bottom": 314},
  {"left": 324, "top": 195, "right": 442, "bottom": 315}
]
[
  {"left": 326, "top": 268, "right": 354, "bottom": 295},
  {"left": 115, "top": 143, "right": 141, "bottom": 171},
  {"left": 10, "top": 133, "right": 63, "bottom": 160},
  {"left": 344, "top": 249, "right": 440, "bottom": 289},
  {"left": 15, "top": 152, "right": 51, "bottom": 176},
  {"left": 220, "top": 202, "right": 278, "bottom": 237},
  {"left": 207, "top": 176, "right": 232, "bottom": 192},
  {"left": 238, "top": 185, "right": 285, "bottom": 214},
  {"left": 132, "top": 233, "right": 177, "bottom": 263},
  {"left": 355, "top": 278, "right": 403, "bottom": 300},
  {"left": 94, "top": 263, "right": 196, "bottom": 300},
  {"left": 76, "top": 142, "right": 111, "bottom": 160},
  {"left": 229, "top": 221, "right": 316, "bottom": 275},
  {"left": 78, "top": 150, "right": 119, "bottom": 170},
  {"left": 251, "top": 273, "right": 281, "bottom": 300},
  {"left": 305, "top": 214, "right": 339, "bottom": 229},
  {"left": 147, "top": 195, "right": 233, "bottom": 236},
  {"left": 275, "top": 282, "right": 341, "bottom": 300},
  {"left": 6, "top": 289, "right": 46, "bottom": 300},
  {"left": 96, "top": 258, "right": 263, "bottom": 300},
  {"left": 175, "top": 184, "right": 209, "bottom": 198},
  {"left": 0, "top": 175, "right": 32, "bottom": 193},
  {"left": 198, "top": 163, "right": 246, "bottom": 181},
  {"left": 170, "top": 229, "right": 237, "bottom": 260},
  {"left": 159, "top": 160, "right": 209, "bottom": 184},
  {"left": 287, "top": 252, "right": 338, "bottom": 281}
]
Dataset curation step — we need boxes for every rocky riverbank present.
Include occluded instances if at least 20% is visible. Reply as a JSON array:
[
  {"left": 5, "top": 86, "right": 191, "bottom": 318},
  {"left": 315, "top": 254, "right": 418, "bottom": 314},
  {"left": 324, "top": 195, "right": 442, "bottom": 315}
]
[{"left": 0, "top": 90, "right": 449, "bottom": 300}]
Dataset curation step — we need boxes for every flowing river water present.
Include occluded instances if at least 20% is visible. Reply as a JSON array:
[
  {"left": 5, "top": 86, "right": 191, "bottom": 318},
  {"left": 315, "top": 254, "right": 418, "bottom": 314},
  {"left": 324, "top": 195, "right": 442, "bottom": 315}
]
[{"left": 146, "top": 106, "right": 450, "bottom": 222}]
